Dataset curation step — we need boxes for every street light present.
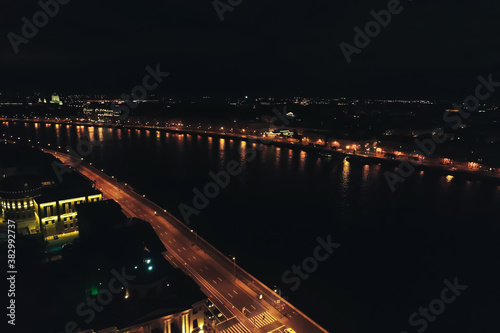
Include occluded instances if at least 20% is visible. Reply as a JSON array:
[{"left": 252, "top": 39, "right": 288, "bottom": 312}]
[{"left": 191, "top": 229, "right": 198, "bottom": 245}]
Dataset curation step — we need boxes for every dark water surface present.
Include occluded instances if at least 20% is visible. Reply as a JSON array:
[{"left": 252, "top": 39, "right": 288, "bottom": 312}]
[{"left": 2, "top": 121, "right": 500, "bottom": 333}]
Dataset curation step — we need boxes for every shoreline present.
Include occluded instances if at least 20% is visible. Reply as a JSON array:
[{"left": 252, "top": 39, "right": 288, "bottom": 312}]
[{"left": 3, "top": 117, "right": 500, "bottom": 183}]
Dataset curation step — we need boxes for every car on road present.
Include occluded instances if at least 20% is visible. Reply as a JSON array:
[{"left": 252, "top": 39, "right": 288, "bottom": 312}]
[
  {"left": 205, "top": 299, "right": 214, "bottom": 308},
  {"left": 284, "top": 328, "right": 297, "bottom": 333},
  {"left": 213, "top": 307, "right": 223, "bottom": 318},
  {"left": 53, "top": 235, "right": 59, "bottom": 240},
  {"left": 154, "top": 211, "right": 158, "bottom": 216}
]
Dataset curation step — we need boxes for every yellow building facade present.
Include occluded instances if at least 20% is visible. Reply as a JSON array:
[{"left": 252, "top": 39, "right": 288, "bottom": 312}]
[{"left": 34, "top": 193, "right": 102, "bottom": 237}]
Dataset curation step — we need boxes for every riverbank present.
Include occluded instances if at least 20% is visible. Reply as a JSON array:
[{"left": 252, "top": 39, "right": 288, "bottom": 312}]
[{"left": 3, "top": 117, "right": 500, "bottom": 183}]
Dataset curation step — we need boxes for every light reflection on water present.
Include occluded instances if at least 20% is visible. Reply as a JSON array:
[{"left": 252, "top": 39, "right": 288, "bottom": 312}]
[{"left": 2, "top": 121, "right": 500, "bottom": 333}]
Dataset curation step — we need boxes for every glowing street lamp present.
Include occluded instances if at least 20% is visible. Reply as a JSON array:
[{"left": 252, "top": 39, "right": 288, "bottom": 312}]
[
  {"left": 231, "top": 256, "right": 236, "bottom": 276},
  {"left": 191, "top": 229, "right": 198, "bottom": 245}
]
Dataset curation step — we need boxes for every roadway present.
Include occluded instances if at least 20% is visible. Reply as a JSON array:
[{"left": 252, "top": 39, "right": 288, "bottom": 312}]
[{"left": 45, "top": 149, "right": 329, "bottom": 333}]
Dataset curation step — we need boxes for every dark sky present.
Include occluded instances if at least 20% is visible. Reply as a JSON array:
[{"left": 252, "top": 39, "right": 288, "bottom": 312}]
[{"left": 2, "top": 0, "right": 500, "bottom": 100}]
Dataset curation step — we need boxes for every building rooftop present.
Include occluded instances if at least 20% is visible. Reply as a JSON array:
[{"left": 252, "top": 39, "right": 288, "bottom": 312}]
[
  {"left": 35, "top": 170, "right": 100, "bottom": 203},
  {"left": 0, "top": 174, "right": 43, "bottom": 199}
]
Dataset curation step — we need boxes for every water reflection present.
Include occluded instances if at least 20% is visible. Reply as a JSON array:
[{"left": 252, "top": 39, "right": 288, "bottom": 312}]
[
  {"left": 240, "top": 141, "right": 247, "bottom": 166},
  {"left": 77, "top": 125, "right": 84, "bottom": 140},
  {"left": 300, "top": 151, "right": 306, "bottom": 171},
  {"left": 341, "top": 158, "right": 350, "bottom": 188},
  {"left": 362, "top": 164, "right": 369, "bottom": 182},
  {"left": 219, "top": 138, "right": 225, "bottom": 164},
  {"left": 55, "top": 123, "right": 61, "bottom": 145},
  {"left": 88, "top": 127, "right": 95, "bottom": 142},
  {"left": 339, "top": 157, "right": 351, "bottom": 218},
  {"left": 98, "top": 127, "right": 103, "bottom": 142}
]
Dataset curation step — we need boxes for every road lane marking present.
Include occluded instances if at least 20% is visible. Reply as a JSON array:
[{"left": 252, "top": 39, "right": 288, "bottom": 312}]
[
  {"left": 250, "top": 305, "right": 256, "bottom": 310},
  {"left": 233, "top": 290, "right": 238, "bottom": 294},
  {"left": 218, "top": 277, "right": 223, "bottom": 281},
  {"left": 249, "top": 311, "right": 277, "bottom": 328},
  {"left": 218, "top": 322, "right": 251, "bottom": 333},
  {"left": 212, "top": 280, "right": 217, "bottom": 284},
  {"left": 227, "top": 293, "right": 233, "bottom": 298}
]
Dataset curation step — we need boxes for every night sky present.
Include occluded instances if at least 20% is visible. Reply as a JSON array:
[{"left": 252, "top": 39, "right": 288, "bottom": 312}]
[{"left": 2, "top": 0, "right": 500, "bottom": 99}]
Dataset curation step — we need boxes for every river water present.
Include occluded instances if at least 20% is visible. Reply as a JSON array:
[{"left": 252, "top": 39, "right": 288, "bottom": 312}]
[{"left": 2, "top": 121, "right": 500, "bottom": 333}]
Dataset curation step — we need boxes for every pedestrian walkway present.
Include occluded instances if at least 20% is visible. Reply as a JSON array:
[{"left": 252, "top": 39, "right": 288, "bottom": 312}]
[
  {"left": 218, "top": 321, "right": 251, "bottom": 333},
  {"left": 249, "top": 311, "right": 277, "bottom": 328}
]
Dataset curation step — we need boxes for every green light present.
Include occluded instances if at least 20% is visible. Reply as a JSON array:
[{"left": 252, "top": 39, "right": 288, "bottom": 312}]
[{"left": 148, "top": 266, "right": 153, "bottom": 271}]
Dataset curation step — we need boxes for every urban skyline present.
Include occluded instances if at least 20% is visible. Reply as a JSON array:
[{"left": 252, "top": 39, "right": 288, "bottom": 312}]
[{"left": 3, "top": 0, "right": 500, "bottom": 333}]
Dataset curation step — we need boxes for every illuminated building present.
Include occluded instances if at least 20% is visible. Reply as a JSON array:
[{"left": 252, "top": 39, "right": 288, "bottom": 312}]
[
  {"left": 0, "top": 142, "right": 103, "bottom": 237},
  {"left": 264, "top": 129, "right": 296, "bottom": 138},
  {"left": 50, "top": 94, "right": 63, "bottom": 105},
  {"left": 83, "top": 102, "right": 121, "bottom": 120},
  {"left": 0, "top": 175, "right": 44, "bottom": 234},
  {"left": 80, "top": 299, "right": 210, "bottom": 333},
  {"left": 34, "top": 189, "right": 102, "bottom": 238},
  {"left": 0, "top": 172, "right": 101, "bottom": 237}
]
